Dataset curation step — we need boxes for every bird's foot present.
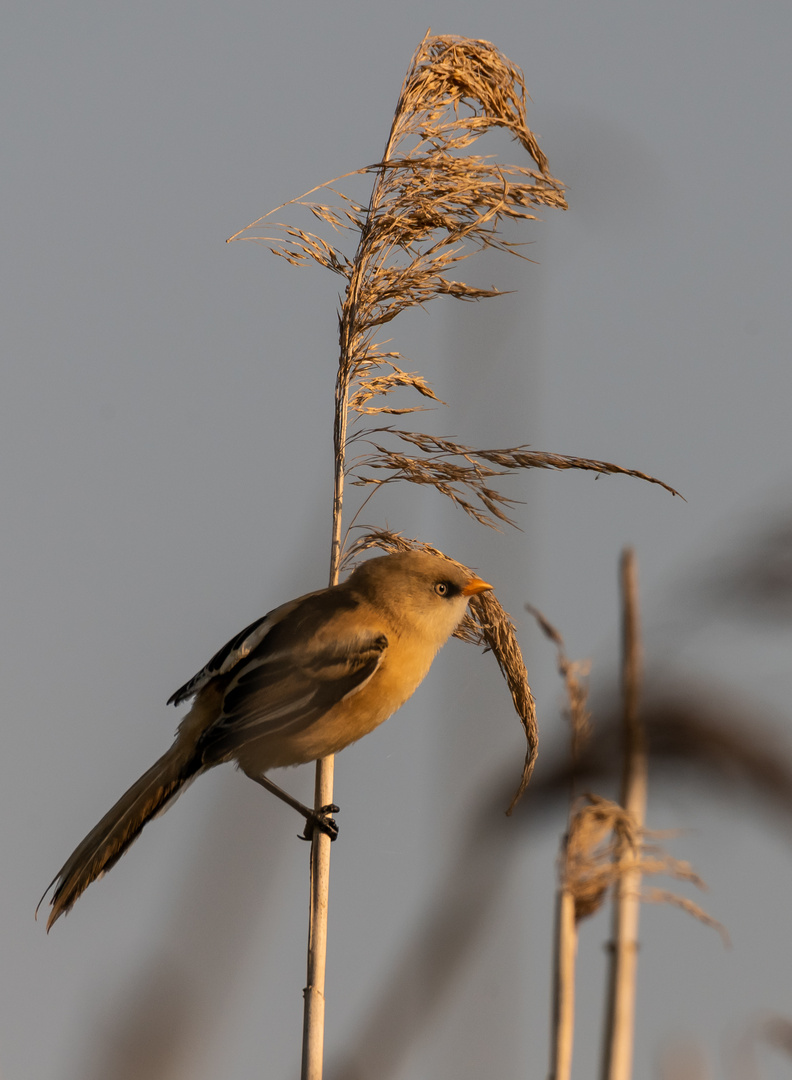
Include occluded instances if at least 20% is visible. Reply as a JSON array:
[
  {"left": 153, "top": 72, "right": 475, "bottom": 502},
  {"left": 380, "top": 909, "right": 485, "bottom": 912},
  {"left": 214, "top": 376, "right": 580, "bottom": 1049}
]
[{"left": 300, "top": 804, "right": 340, "bottom": 842}]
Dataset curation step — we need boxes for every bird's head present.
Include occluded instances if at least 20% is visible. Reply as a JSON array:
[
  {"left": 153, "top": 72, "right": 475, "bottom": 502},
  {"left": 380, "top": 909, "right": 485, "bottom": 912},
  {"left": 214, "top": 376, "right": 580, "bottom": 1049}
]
[{"left": 347, "top": 550, "right": 492, "bottom": 647}]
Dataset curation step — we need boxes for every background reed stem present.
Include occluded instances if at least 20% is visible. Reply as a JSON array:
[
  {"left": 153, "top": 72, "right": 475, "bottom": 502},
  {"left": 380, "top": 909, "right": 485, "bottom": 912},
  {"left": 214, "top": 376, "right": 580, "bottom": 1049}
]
[
  {"left": 601, "top": 547, "right": 647, "bottom": 1080},
  {"left": 549, "top": 885, "right": 578, "bottom": 1080}
]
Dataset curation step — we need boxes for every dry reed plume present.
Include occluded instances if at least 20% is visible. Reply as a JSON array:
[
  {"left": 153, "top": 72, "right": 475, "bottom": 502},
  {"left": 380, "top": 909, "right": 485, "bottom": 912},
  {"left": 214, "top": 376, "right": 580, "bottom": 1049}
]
[
  {"left": 230, "top": 32, "right": 677, "bottom": 544},
  {"left": 560, "top": 793, "right": 723, "bottom": 938}
]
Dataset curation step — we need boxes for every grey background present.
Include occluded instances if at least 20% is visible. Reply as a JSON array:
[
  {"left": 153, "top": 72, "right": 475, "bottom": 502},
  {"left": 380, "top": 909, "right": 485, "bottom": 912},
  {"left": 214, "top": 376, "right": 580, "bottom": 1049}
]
[{"left": 3, "top": 2, "right": 791, "bottom": 1078}]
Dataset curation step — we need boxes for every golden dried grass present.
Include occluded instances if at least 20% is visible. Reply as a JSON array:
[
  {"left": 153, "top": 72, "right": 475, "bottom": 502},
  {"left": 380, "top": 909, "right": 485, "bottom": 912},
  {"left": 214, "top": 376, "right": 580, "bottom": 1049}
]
[
  {"left": 351, "top": 431, "right": 680, "bottom": 531},
  {"left": 561, "top": 794, "right": 726, "bottom": 941},
  {"left": 230, "top": 33, "right": 677, "bottom": 556},
  {"left": 526, "top": 603, "right": 592, "bottom": 762}
]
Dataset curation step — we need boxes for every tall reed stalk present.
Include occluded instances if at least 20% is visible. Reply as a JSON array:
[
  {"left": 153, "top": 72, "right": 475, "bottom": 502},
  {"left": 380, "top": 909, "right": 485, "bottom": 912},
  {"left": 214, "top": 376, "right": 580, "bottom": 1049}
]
[
  {"left": 231, "top": 32, "right": 678, "bottom": 1078},
  {"left": 601, "top": 548, "right": 647, "bottom": 1080}
]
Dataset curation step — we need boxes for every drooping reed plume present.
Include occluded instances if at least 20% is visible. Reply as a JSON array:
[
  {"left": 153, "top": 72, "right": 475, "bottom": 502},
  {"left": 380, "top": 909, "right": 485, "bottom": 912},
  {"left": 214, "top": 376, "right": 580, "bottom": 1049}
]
[{"left": 230, "top": 31, "right": 678, "bottom": 1080}]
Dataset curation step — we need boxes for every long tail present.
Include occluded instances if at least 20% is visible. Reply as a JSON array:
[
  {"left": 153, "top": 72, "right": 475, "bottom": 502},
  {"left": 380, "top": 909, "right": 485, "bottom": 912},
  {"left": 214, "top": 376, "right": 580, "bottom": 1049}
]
[{"left": 40, "top": 740, "right": 204, "bottom": 930}]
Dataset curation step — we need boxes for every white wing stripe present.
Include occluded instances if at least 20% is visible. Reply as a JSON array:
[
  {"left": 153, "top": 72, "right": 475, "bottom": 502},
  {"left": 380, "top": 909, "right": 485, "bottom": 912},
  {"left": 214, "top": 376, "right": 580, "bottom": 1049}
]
[{"left": 216, "top": 618, "right": 277, "bottom": 674}]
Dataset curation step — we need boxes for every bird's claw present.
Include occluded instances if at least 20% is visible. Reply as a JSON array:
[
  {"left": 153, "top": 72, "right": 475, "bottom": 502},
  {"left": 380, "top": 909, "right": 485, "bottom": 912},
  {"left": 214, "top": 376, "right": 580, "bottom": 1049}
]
[{"left": 300, "top": 804, "right": 340, "bottom": 842}]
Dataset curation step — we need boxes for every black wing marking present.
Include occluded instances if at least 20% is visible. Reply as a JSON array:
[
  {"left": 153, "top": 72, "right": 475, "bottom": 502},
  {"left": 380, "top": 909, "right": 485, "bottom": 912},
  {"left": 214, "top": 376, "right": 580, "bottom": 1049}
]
[
  {"left": 167, "top": 590, "right": 323, "bottom": 706},
  {"left": 198, "top": 603, "right": 388, "bottom": 763}
]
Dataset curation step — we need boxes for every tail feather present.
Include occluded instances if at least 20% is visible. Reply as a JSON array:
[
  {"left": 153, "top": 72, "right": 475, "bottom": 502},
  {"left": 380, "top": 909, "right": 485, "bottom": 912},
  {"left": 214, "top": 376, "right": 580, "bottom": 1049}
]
[{"left": 40, "top": 742, "right": 203, "bottom": 930}]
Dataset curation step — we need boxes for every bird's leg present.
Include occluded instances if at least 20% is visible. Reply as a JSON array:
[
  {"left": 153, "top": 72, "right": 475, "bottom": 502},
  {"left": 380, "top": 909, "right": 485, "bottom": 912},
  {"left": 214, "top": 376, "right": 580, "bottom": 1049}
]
[{"left": 249, "top": 774, "right": 339, "bottom": 841}]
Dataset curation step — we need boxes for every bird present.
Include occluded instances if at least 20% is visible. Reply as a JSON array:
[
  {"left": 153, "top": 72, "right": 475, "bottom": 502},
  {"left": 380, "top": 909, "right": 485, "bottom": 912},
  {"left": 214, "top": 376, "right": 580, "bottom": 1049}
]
[{"left": 41, "top": 550, "right": 492, "bottom": 929}]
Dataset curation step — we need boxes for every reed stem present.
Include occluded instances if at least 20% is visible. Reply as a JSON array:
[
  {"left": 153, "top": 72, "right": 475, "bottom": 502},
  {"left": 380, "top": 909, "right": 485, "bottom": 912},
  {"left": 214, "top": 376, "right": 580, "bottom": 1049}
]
[
  {"left": 301, "top": 754, "right": 336, "bottom": 1080},
  {"left": 601, "top": 548, "right": 646, "bottom": 1080},
  {"left": 549, "top": 884, "right": 578, "bottom": 1080},
  {"left": 300, "top": 330, "right": 350, "bottom": 1080}
]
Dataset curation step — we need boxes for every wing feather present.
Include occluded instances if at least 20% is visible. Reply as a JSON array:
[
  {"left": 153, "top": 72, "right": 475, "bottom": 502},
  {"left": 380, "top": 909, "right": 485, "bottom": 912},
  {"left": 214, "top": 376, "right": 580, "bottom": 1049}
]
[
  {"left": 197, "top": 592, "right": 388, "bottom": 763},
  {"left": 167, "top": 591, "right": 323, "bottom": 706}
]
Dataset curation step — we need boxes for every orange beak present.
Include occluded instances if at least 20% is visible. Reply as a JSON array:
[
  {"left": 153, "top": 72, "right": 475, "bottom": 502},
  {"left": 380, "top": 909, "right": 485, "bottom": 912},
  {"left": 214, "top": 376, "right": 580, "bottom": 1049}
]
[{"left": 462, "top": 576, "right": 493, "bottom": 597}]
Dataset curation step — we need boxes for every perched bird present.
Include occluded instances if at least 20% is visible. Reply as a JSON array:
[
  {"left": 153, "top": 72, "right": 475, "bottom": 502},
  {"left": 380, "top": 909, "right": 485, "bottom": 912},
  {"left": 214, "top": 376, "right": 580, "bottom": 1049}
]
[{"left": 41, "top": 551, "right": 492, "bottom": 929}]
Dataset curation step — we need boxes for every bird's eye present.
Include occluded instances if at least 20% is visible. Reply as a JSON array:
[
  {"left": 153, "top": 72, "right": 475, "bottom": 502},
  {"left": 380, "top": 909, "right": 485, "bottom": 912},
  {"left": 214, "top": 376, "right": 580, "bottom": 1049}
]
[{"left": 434, "top": 581, "right": 449, "bottom": 596}]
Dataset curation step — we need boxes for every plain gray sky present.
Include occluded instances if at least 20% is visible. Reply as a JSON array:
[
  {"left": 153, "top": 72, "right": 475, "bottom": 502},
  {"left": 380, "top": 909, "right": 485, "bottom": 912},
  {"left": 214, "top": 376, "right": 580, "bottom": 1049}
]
[{"left": 3, "top": 2, "right": 792, "bottom": 1078}]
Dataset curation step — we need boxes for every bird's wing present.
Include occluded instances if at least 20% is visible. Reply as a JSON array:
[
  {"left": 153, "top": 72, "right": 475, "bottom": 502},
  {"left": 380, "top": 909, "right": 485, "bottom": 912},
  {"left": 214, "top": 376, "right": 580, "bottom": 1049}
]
[
  {"left": 196, "top": 589, "right": 388, "bottom": 761},
  {"left": 167, "top": 590, "right": 323, "bottom": 706}
]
